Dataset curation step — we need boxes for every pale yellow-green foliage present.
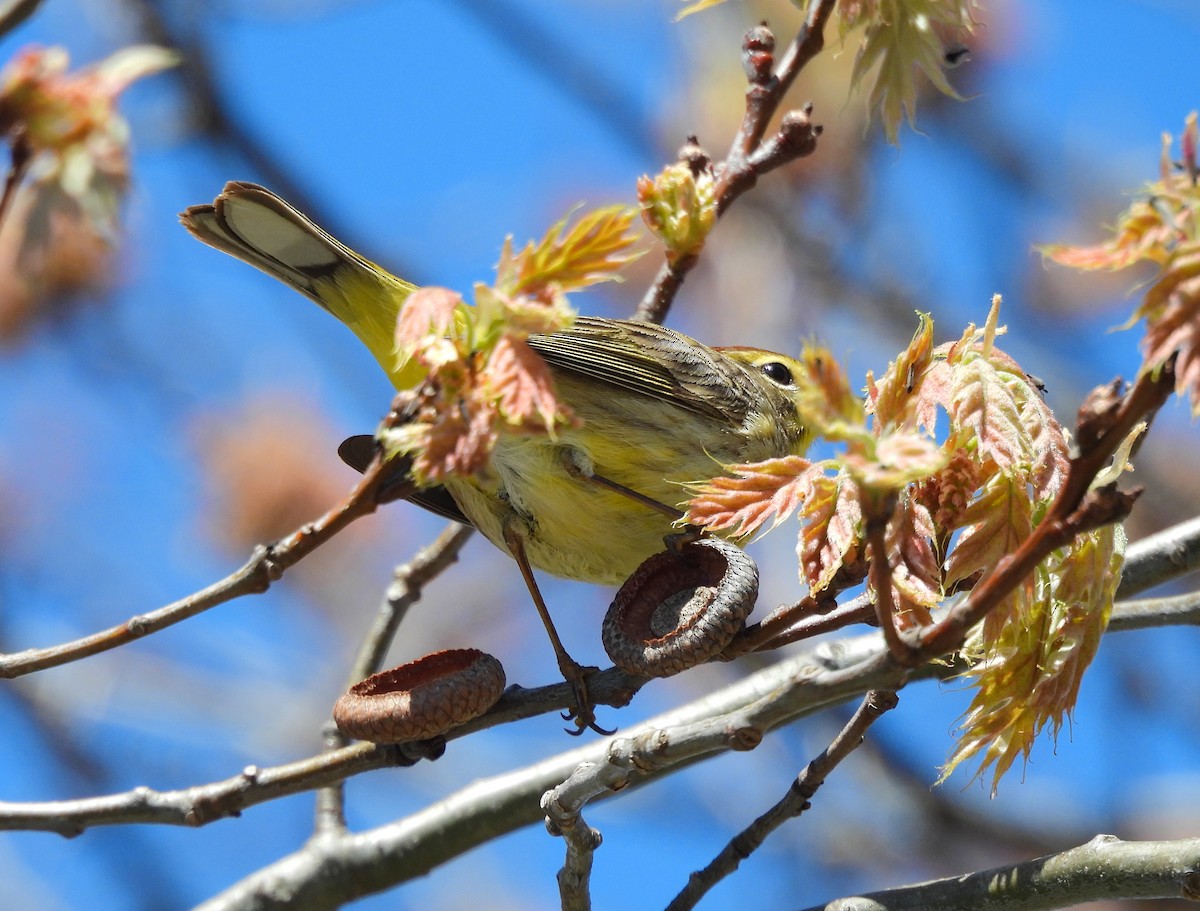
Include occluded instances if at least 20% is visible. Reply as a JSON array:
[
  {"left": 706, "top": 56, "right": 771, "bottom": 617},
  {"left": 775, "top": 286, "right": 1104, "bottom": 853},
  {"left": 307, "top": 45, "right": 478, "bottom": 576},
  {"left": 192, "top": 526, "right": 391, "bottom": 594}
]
[{"left": 686, "top": 298, "right": 1126, "bottom": 789}]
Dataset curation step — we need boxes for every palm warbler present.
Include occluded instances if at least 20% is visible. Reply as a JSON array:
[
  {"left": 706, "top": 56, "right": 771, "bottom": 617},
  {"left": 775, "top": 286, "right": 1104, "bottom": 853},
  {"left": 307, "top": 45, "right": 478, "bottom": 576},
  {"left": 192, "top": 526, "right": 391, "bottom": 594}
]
[{"left": 182, "top": 182, "right": 812, "bottom": 728}]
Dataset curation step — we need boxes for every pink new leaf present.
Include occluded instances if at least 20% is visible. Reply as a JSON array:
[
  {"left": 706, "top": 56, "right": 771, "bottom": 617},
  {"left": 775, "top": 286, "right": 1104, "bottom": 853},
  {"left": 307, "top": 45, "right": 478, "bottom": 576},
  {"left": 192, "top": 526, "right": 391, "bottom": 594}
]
[
  {"left": 394, "top": 286, "right": 463, "bottom": 357},
  {"left": 685, "top": 455, "right": 818, "bottom": 539},
  {"left": 485, "top": 333, "right": 574, "bottom": 431},
  {"left": 944, "top": 473, "right": 1033, "bottom": 590},
  {"left": 799, "top": 470, "right": 862, "bottom": 592},
  {"left": 887, "top": 497, "right": 942, "bottom": 629},
  {"left": 948, "top": 355, "right": 1026, "bottom": 474},
  {"left": 1141, "top": 278, "right": 1200, "bottom": 415}
]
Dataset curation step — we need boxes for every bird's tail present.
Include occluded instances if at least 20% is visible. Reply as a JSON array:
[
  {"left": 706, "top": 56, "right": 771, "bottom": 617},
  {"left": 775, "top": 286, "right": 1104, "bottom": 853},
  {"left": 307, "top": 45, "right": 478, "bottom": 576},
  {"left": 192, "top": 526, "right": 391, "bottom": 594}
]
[{"left": 181, "top": 181, "right": 417, "bottom": 386}]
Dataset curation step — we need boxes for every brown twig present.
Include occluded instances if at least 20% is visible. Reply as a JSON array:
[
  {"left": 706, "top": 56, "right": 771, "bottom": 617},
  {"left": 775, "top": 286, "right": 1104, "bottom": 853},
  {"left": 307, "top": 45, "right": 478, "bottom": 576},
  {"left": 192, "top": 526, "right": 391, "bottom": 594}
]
[
  {"left": 730, "top": 6, "right": 836, "bottom": 159},
  {"left": 863, "top": 493, "right": 909, "bottom": 661},
  {"left": 0, "top": 738, "right": 442, "bottom": 836},
  {"left": 725, "top": 559, "right": 872, "bottom": 656},
  {"left": 635, "top": 4, "right": 834, "bottom": 324},
  {"left": 666, "top": 689, "right": 899, "bottom": 911},
  {"left": 0, "top": 130, "right": 31, "bottom": 227},
  {"left": 0, "top": 400, "right": 417, "bottom": 680},
  {"left": 344, "top": 522, "right": 476, "bottom": 688}
]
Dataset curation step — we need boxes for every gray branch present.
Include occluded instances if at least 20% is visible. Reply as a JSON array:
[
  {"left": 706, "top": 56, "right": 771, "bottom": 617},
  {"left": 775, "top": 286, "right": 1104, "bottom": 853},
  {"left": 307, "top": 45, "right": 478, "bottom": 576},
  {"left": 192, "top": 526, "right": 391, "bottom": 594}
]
[
  {"left": 799, "top": 834, "right": 1200, "bottom": 910},
  {"left": 1, "top": 518, "right": 1197, "bottom": 906}
]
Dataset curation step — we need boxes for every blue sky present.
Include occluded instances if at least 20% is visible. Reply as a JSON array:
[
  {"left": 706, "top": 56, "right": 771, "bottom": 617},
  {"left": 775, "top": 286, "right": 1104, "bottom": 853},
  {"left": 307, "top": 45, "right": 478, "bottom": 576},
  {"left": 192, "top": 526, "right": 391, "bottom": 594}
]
[{"left": 1, "top": 1, "right": 1199, "bottom": 909}]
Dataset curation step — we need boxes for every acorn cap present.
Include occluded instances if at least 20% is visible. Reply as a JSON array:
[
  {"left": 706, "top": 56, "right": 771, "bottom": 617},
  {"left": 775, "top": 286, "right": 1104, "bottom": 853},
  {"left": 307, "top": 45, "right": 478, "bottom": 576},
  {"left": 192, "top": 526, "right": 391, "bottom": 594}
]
[
  {"left": 602, "top": 537, "right": 758, "bottom": 678},
  {"left": 333, "top": 648, "right": 506, "bottom": 744}
]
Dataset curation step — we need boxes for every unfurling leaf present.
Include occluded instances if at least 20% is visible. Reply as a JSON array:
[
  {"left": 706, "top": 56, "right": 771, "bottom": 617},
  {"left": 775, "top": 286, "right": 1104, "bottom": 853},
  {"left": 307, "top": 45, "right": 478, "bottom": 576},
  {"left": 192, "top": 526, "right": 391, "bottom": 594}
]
[
  {"left": 799, "top": 471, "right": 862, "bottom": 593},
  {"left": 886, "top": 497, "right": 941, "bottom": 628},
  {"left": 637, "top": 162, "right": 716, "bottom": 263},
  {"left": 943, "top": 473, "right": 1033, "bottom": 593},
  {"left": 913, "top": 448, "right": 979, "bottom": 533},
  {"left": 1140, "top": 274, "right": 1200, "bottom": 414},
  {"left": 379, "top": 202, "right": 642, "bottom": 480},
  {"left": 841, "top": 0, "right": 980, "bottom": 144},
  {"left": 684, "top": 455, "right": 821, "bottom": 539},
  {"left": 1044, "top": 113, "right": 1200, "bottom": 413},
  {"left": 495, "top": 205, "right": 641, "bottom": 301},
  {"left": 790, "top": 342, "right": 867, "bottom": 441},
  {"left": 947, "top": 355, "right": 1028, "bottom": 473},
  {"left": 941, "top": 524, "right": 1125, "bottom": 794},
  {"left": 868, "top": 312, "right": 935, "bottom": 428},
  {"left": 843, "top": 429, "right": 948, "bottom": 493},
  {"left": 927, "top": 307, "right": 1067, "bottom": 497},
  {"left": 394, "top": 286, "right": 464, "bottom": 359},
  {"left": 485, "top": 334, "right": 574, "bottom": 432},
  {"left": 473, "top": 282, "right": 575, "bottom": 341}
]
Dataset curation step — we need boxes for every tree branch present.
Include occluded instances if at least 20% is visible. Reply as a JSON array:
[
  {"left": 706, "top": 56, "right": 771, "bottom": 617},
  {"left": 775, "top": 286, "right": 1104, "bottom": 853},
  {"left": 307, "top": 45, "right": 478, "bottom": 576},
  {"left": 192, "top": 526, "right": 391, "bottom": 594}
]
[
  {"left": 667, "top": 690, "right": 899, "bottom": 911},
  {"left": 0, "top": 443, "right": 405, "bottom": 679},
  {"left": 0, "top": 514, "right": 1196, "bottom": 839},
  {"left": 796, "top": 835, "right": 1200, "bottom": 911},
  {"left": 635, "top": 4, "right": 833, "bottom": 323}
]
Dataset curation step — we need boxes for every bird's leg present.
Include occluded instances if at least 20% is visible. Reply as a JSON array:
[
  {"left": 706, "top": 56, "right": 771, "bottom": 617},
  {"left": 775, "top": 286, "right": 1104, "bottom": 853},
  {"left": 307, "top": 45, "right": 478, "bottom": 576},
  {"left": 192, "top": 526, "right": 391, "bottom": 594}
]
[
  {"left": 560, "top": 449, "right": 701, "bottom": 554},
  {"left": 559, "top": 449, "right": 684, "bottom": 521},
  {"left": 501, "top": 519, "right": 611, "bottom": 736}
]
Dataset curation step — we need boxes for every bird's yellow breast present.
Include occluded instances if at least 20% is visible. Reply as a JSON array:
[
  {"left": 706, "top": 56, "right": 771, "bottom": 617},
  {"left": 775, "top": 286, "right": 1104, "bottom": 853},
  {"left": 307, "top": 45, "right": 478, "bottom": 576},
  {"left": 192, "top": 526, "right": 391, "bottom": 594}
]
[{"left": 441, "top": 373, "right": 802, "bottom": 585}]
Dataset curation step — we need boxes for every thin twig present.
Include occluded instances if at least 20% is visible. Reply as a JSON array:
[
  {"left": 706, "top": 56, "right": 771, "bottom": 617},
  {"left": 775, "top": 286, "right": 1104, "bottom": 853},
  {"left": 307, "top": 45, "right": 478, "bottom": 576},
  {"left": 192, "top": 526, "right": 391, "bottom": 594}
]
[
  {"left": 729, "top": 3, "right": 837, "bottom": 162},
  {"left": 666, "top": 689, "right": 899, "bottom": 911},
  {"left": 0, "top": 411, "right": 413, "bottom": 679},
  {"left": 863, "top": 495, "right": 908, "bottom": 661},
  {"left": 345, "top": 523, "right": 476, "bottom": 687},
  {"left": 634, "top": 5, "right": 833, "bottom": 323},
  {"left": 310, "top": 724, "right": 350, "bottom": 838},
  {"left": 313, "top": 522, "right": 475, "bottom": 835},
  {"left": 751, "top": 591, "right": 875, "bottom": 650},
  {"left": 0, "top": 739, "right": 440, "bottom": 836}
]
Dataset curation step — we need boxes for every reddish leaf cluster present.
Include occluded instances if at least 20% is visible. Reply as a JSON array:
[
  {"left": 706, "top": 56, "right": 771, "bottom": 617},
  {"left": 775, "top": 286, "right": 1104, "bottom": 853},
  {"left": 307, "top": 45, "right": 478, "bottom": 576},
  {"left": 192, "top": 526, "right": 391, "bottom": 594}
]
[
  {"left": 687, "top": 298, "right": 1126, "bottom": 788},
  {"left": 379, "top": 207, "right": 640, "bottom": 482},
  {"left": 1045, "top": 112, "right": 1200, "bottom": 414},
  {"left": 0, "top": 44, "right": 175, "bottom": 343}
]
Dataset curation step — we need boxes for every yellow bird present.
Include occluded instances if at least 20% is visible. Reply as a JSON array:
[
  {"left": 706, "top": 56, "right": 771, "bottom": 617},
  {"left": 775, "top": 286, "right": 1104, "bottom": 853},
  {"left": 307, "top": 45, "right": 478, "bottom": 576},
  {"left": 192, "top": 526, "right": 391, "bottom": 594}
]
[{"left": 182, "top": 182, "right": 811, "bottom": 730}]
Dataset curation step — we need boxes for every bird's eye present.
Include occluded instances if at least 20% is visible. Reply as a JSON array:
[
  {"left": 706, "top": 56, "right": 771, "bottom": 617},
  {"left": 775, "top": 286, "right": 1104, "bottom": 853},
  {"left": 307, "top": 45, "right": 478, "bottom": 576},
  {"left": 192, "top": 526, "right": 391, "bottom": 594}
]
[{"left": 760, "top": 361, "right": 794, "bottom": 386}]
